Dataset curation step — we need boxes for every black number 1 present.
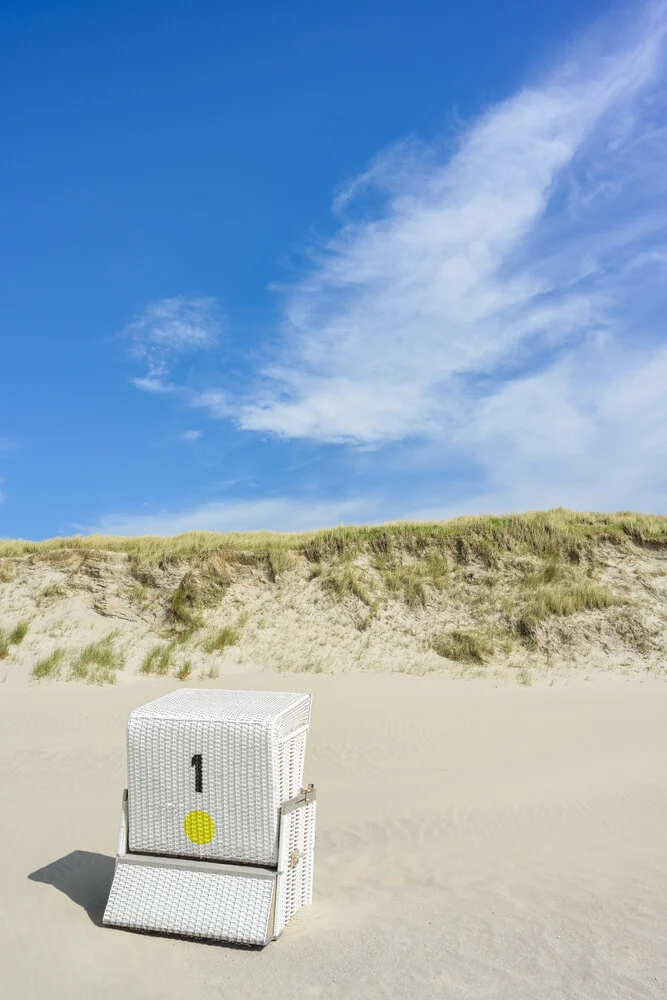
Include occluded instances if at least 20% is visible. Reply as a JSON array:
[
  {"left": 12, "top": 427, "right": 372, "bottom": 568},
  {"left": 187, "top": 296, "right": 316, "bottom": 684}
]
[{"left": 191, "top": 753, "right": 203, "bottom": 793}]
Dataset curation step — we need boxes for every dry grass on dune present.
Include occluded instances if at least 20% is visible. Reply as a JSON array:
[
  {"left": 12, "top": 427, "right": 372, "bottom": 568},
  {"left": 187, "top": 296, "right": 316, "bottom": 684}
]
[
  {"left": 30, "top": 632, "right": 125, "bottom": 684},
  {"left": 0, "top": 619, "right": 29, "bottom": 659},
  {"left": 1, "top": 507, "right": 666, "bottom": 562},
  {"left": 1, "top": 509, "right": 666, "bottom": 680}
]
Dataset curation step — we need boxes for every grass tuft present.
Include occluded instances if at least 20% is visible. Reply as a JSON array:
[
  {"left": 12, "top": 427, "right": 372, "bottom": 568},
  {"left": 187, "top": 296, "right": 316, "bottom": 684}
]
[
  {"left": 202, "top": 626, "right": 239, "bottom": 654},
  {"left": 357, "top": 597, "right": 382, "bottom": 632},
  {"left": 383, "top": 564, "right": 427, "bottom": 608},
  {"left": 518, "top": 664, "right": 533, "bottom": 686},
  {"left": 128, "top": 583, "right": 156, "bottom": 607},
  {"left": 169, "top": 585, "right": 205, "bottom": 631},
  {"left": 69, "top": 634, "right": 125, "bottom": 684},
  {"left": 374, "top": 549, "right": 448, "bottom": 607},
  {"left": 295, "top": 660, "right": 325, "bottom": 674},
  {"left": 168, "top": 556, "right": 231, "bottom": 631},
  {"left": 176, "top": 659, "right": 193, "bottom": 681},
  {"left": 431, "top": 629, "right": 494, "bottom": 665},
  {"left": 322, "top": 565, "right": 374, "bottom": 605},
  {"left": 511, "top": 581, "right": 616, "bottom": 648},
  {"left": 1, "top": 620, "right": 29, "bottom": 658},
  {"left": 267, "top": 549, "right": 295, "bottom": 581},
  {"left": 31, "top": 648, "right": 66, "bottom": 680},
  {"left": 37, "top": 582, "right": 67, "bottom": 605},
  {"left": 9, "top": 620, "right": 29, "bottom": 645},
  {"left": 139, "top": 643, "right": 175, "bottom": 676}
]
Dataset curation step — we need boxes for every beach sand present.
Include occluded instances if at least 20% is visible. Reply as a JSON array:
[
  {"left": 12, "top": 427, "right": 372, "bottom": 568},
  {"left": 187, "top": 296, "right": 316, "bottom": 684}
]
[{"left": 2, "top": 670, "right": 666, "bottom": 999}]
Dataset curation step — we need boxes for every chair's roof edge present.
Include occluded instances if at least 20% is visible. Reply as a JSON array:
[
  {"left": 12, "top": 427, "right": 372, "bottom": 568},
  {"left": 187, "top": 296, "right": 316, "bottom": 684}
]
[{"left": 127, "top": 689, "right": 311, "bottom": 728}]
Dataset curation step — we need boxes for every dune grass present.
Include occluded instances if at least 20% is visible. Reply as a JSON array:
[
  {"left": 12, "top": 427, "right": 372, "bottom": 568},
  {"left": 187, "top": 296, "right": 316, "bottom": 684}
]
[
  {"left": 431, "top": 629, "right": 494, "bottom": 665},
  {"left": 0, "top": 620, "right": 30, "bottom": 658},
  {"left": 139, "top": 643, "right": 176, "bottom": 676},
  {"left": 37, "top": 582, "right": 67, "bottom": 605},
  {"left": 167, "top": 557, "right": 232, "bottom": 631},
  {"left": 9, "top": 620, "right": 29, "bottom": 645},
  {"left": 381, "top": 563, "right": 433, "bottom": 608},
  {"left": 0, "top": 509, "right": 665, "bottom": 563},
  {"left": 202, "top": 626, "right": 239, "bottom": 654},
  {"left": 518, "top": 664, "right": 533, "bottom": 686},
  {"left": 31, "top": 648, "right": 66, "bottom": 680},
  {"left": 1, "top": 509, "right": 663, "bottom": 671},
  {"left": 69, "top": 633, "right": 125, "bottom": 684},
  {"left": 321, "top": 565, "right": 375, "bottom": 606},
  {"left": 0, "top": 561, "right": 15, "bottom": 582},
  {"left": 169, "top": 586, "right": 205, "bottom": 631},
  {"left": 176, "top": 659, "right": 193, "bottom": 681},
  {"left": 128, "top": 582, "right": 156, "bottom": 607},
  {"left": 511, "top": 581, "right": 616, "bottom": 646},
  {"left": 267, "top": 548, "right": 295, "bottom": 581}
]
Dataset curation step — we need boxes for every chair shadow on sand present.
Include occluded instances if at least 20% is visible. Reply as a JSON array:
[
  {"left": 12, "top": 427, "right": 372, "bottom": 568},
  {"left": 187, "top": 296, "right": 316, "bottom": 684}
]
[{"left": 28, "top": 851, "right": 115, "bottom": 927}]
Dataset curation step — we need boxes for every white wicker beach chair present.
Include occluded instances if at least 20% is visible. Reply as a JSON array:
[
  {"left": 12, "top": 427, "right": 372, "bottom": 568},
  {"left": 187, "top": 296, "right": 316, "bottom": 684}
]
[{"left": 103, "top": 689, "right": 316, "bottom": 946}]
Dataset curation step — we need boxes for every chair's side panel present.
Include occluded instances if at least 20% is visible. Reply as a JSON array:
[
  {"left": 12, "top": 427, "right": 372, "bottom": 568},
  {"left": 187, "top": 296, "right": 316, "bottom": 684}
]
[
  {"left": 274, "top": 799, "right": 316, "bottom": 938},
  {"left": 277, "top": 729, "right": 307, "bottom": 804}
]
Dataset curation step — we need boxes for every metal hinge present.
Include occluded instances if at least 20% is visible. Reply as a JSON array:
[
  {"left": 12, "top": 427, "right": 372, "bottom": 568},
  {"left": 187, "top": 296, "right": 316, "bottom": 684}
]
[
  {"left": 303, "top": 783, "right": 315, "bottom": 804},
  {"left": 281, "top": 783, "right": 317, "bottom": 816}
]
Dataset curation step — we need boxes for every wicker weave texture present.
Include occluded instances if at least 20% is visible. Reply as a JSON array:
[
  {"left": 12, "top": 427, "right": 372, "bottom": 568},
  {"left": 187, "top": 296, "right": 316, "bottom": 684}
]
[
  {"left": 134, "top": 689, "right": 310, "bottom": 731},
  {"left": 127, "top": 689, "right": 310, "bottom": 865},
  {"left": 103, "top": 860, "right": 274, "bottom": 945},
  {"left": 274, "top": 800, "right": 316, "bottom": 937}
]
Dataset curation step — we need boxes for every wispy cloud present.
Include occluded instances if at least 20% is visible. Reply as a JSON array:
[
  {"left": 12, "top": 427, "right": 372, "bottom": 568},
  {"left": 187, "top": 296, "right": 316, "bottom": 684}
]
[
  {"left": 86, "top": 496, "right": 375, "bottom": 536},
  {"left": 123, "top": 296, "right": 223, "bottom": 391},
  {"left": 236, "top": 4, "right": 667, "bottom": 455},
  {"left": 125, "top": 4, "right": 667, "bottom": 518},
  {"left": 190, "top": 389, "right": 233, "bottom": 418},
  {"left": 179, "top": 429, "right": 202, "bottom": 441}
]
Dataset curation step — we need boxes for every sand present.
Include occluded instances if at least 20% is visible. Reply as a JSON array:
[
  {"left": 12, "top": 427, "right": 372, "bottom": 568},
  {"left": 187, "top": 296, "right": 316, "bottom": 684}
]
[{"left": 2, "top": 670, "right": 666, "bottom": 999}]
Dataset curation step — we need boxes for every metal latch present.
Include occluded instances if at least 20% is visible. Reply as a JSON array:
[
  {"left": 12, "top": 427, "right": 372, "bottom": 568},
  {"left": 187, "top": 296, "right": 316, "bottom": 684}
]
[{"left": 281, "top": 783, "right": 317, "bottom": 816}]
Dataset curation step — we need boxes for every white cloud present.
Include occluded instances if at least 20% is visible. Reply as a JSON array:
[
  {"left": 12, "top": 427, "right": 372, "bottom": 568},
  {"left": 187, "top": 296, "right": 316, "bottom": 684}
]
[
  {"left": 404, "top": 341, "right": 667, "bottom": 518},
  {"left": 123, "top": 296, "right": 223, "bottom": 390},
  {"left": 190, "top": 389, "right": 233, "bottom": 418},
  {"left": 179, "top": 430, "right": 202, "bottom": 441},
  {"left": 86, "top": 496, "right": 376, "bottom": 536},
  {"left": 183, "top": 2, "right": 660, "bottom": 513},
  {"left": 124, "top": 4, "right": 667, "bottom": 517},
  {"left": 132, "top": 375, "right": 180, "bottom": 394},
  {"left": 237, "top": 7, "right": 667, "bottom": 450}
]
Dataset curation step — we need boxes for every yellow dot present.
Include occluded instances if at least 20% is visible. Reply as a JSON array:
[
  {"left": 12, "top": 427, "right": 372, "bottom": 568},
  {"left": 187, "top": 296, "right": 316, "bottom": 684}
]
[{"left": 184, "top": 810, "right": 216, "bottom": 845}]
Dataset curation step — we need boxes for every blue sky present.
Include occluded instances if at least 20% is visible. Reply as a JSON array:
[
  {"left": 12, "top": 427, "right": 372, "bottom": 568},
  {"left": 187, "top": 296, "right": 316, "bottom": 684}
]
[{"left": 2, "top": 0, "right": 666, "bottom": 539}]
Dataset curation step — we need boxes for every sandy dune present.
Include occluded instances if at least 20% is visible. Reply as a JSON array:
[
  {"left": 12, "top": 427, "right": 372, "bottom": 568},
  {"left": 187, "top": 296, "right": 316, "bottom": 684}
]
[{"left": 2, "top": 670, "right": 666, "bottom": 999}]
